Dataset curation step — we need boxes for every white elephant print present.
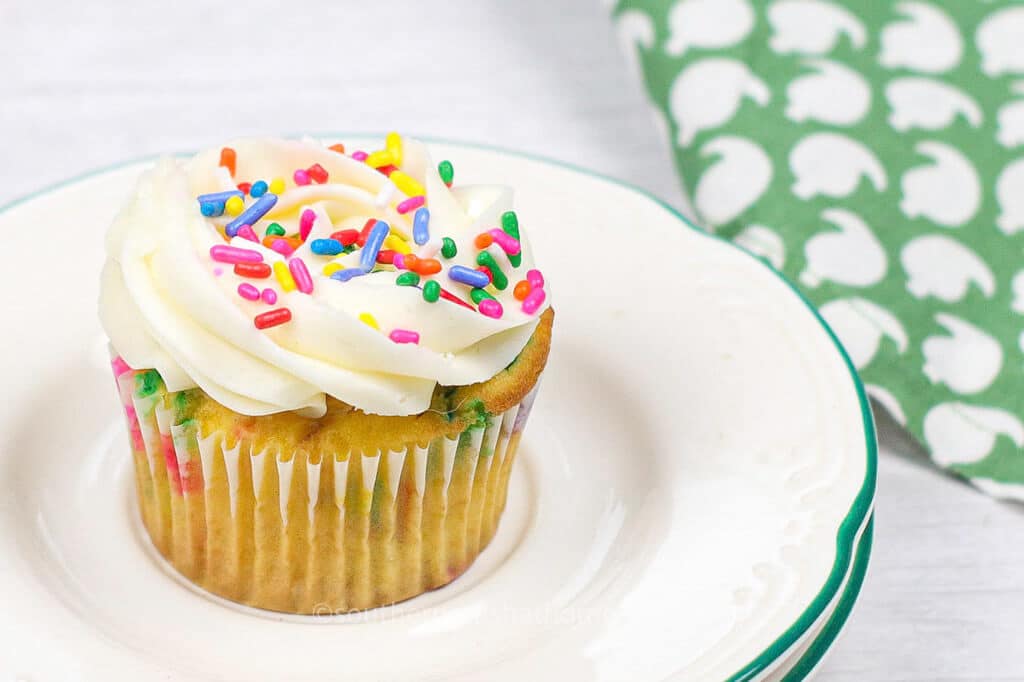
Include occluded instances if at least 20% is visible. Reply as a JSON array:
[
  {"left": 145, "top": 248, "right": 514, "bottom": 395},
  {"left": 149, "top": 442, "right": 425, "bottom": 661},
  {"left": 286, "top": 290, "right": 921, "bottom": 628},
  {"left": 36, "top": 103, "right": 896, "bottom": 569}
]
[
  {"left": 790, "top": 133, "right": 887, "bottom": 200},
  {"left": 819, "top": 297, "right": 908, "bottom": 370},
  {"left": 900, "top": 141, "right": 981, "bottom": 228},
  {"left": 997, "top": 82, "right": 1024, "bottom": 149},
  {"left": 734, "top": 224, "right": 786, "bottom": 269},
  {"left": 669, "top": 59, "right": 771, "bottom": 147},
  {"left": 922, "top": 314, "right": 1003, "bottom": 395},
  {"left": 866, "top": 384, "right": 907, "bottom": 426},
  {"left": 801, "top": 209, "right": 888, "bottom": 288},
  {"left": 879, "top": 2, "right": 963, "bottom": 74},
  {"left": 694, "top": 137, "right": 773, "bottom": 228},
  {"left": 977, "top": 7, "right": 1024, "bottom": 77},
  {"left": 995, "top": 158, "right": 1024, "bottom": 235},
  {"left": 901, "top": 235, "right": 995, "bottom": 303},
  {"left": 768, "top": 0, "right": 866, "bottom": 55},
  {"left": 886, "top": 78, "right": 982, "bottom": 132},
  {"left": 925, "top": 402, "right": 1024, "bottom": 467},
  {"left": 665, "top": 0, "right": 754, "bottom": 57},
  {"left": 786, "top": 59, "right": 871, "bottom": 126}
]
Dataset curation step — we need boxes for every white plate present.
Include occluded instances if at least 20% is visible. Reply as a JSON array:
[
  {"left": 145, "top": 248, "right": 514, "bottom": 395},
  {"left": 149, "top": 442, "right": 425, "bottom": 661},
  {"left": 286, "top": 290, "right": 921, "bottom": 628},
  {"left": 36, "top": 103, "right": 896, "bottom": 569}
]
[{"left": 0, "top": 138, "right": 876, "bottom": 681}]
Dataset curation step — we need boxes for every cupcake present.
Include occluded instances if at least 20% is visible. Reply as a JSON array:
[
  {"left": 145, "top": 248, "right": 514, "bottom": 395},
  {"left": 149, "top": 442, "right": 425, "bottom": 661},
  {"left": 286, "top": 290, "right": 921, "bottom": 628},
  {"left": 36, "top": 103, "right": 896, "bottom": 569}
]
[{"left": 99, "top": 135, "right": 552, "bottom": 613}]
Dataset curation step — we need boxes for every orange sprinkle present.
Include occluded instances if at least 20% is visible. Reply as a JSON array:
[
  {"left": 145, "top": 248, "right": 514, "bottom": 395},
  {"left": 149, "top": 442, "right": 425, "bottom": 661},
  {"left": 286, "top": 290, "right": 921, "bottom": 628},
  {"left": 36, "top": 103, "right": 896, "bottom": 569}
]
[
  {"left": 219, "top": 147, "right": 237, "bottom": 176},
  {"left": 475, "top": 233, "right": 494, "bottom": 249},
  {"left": 403, "top": 254, "right": 419, "bottom": 270},
  {"left": 328, "top": 143, "right": 346, "bottom": 154},
  {"left": 410, "top": 257, "right": 442, "bottom": 276},
  {"left": 513, "top": 280, "right": 531, "bottom": 301}
]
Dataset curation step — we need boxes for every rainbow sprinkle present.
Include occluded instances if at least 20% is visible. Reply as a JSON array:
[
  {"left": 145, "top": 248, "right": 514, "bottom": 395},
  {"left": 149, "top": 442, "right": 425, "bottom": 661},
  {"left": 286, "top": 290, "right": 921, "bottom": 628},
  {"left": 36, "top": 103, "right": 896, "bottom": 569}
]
[
  {"left": 413, "top": 207, "right": 430, "bottom": 245},
  {"left": 254, "top": 308, "right": 291, "bottom": 329},
  {"left": 389, "top": 329, "right": 419, "bottom": 344},
  {"left": 226, "top": 193, "right": 278, "bottom": 235},
  {"left": 194, "top": 135, "right": 547, "bottom": 335},
  {"left": 210, "top": 245, "right": 263, "bottom": 264}
]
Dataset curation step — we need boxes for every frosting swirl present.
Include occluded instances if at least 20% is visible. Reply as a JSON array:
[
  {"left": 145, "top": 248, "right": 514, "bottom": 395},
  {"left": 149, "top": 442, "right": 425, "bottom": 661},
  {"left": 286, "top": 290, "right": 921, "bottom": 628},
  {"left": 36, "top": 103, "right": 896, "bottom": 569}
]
[{"left": 99, "top": 137, "right": 549, "bottom": 417}]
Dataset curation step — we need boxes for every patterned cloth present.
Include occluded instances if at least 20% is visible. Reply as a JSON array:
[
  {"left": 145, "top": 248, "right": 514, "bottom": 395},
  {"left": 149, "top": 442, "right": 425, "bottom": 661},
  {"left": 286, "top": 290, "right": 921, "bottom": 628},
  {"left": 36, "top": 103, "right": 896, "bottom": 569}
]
[{"left": 612, "top": 0, "right": 1024, "bottom": 499}]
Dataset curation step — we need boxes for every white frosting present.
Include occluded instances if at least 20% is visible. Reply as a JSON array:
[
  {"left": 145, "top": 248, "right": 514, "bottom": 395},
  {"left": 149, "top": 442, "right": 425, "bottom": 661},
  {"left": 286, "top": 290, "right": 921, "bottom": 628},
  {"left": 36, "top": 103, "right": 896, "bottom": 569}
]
[{"left": 99, "top": 137, "right": 548, "bottom": 417}]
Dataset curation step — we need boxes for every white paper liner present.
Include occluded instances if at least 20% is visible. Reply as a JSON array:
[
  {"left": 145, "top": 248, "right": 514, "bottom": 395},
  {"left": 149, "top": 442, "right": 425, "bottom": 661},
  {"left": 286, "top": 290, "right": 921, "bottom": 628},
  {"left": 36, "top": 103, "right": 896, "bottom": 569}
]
[{"left": 112, "top": 365, "right": 540, "bottom": 614}]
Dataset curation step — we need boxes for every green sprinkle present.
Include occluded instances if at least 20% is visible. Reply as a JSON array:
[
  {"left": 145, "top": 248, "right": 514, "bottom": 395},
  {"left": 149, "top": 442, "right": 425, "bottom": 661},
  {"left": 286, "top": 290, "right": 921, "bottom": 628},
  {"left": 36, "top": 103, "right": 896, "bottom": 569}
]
[
  {"left": 438, "top": 160, "right": 454, "bottom": 185},
  {"left": 501, "top": 211, "right": 522, "bottom": 267},
  {"left": 265, "top": 222, "right": 286, "bottom": 237},
  {"left": 396, "top": 272, "right": 420, "bottom": 287},
  {"left": 441, "top": 237, "right": 457, "bottom": 259},
  {"left": 470, "top": 287, "right": 494, "bottom": 304},
  {"left": 423, "top": 280, "right": 441, "bottom": 302},
  {"left": 476, "top": 251, "right": 508, "bottom": 290},
  {"left": 135, "top": 369, "right": 161, "bottom": 398}
]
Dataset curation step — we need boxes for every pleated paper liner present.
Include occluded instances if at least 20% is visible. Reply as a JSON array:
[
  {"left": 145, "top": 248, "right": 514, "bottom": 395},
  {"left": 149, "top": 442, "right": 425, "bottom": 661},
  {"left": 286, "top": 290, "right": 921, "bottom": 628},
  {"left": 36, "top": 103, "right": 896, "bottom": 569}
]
[{"left": 113, "top": 364, "right": 539, "bottom": 614}]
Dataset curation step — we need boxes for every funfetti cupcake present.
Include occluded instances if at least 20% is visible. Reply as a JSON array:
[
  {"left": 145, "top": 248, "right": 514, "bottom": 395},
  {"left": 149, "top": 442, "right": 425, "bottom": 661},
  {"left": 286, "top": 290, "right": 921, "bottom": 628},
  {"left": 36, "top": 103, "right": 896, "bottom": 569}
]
[{"left": 99, "top": 134, "right": 552, "bottom": 613}]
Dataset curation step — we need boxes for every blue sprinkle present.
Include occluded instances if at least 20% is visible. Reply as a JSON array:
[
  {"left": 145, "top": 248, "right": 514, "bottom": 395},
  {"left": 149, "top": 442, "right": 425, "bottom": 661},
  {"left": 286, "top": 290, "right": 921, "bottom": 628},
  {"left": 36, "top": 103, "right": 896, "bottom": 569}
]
[
  {"left": 359, "top": 220, "right": 390, "bottom": 272},
  {"left": 331, "top": 268, "right": 367, "bottom": 283},
  {"left": 200, "top": 201, "right": 222, "bottom": 217},
  {"left": 226, "top": 193, "right": 278, "bottom": 233},
  {"left": 311, "top": 238, "right": 344, "bottom": 256},
  {"left": 250, "top": 180, "right": 268, "bottom": 198},
  {"left": 197, "top": 189, "right": 243, "bottom": 204},
  {"left": 448, "top": 265, "right": 491, "bottom": 288},
  {"left": 413, "top": 207, "right": 430, "bottom": 245}
]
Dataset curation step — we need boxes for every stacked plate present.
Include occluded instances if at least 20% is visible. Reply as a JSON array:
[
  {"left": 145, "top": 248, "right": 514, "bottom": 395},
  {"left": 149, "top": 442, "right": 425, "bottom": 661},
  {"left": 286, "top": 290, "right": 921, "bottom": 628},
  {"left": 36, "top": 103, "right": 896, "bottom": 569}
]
[{"left": 0, "top": 140, "right": 875, "bottom": 681}]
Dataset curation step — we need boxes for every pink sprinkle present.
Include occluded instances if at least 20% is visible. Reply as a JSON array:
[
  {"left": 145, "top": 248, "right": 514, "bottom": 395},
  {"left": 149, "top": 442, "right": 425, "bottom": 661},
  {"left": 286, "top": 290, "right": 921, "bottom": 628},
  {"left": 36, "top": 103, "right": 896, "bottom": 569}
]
[
  {"left": 210, "top": 244, "right": 263, "bottom": 264},
  {"left": 261, "top": 288, "right": 278, "bottom": 304},
  {"left": 522, "top": 287, "right": 546, "bottom": 315},
  {"left": 213, "top": 267, "right": 224, "bottom": 277},
  {"left": 237, "top": 283, "right": 260, "bottom": 301},
  {"left": 270, "top": 238, "right": 294, "bottom": 257},
  {"left": 526, "top": 268, "right": 544, "bottom": 289},
  {"left": 397, "top": 195, "right": 425, "bottom": 215},
  {"left": 288, "top": 258, "right": 314, "bottom": 294},
  {"left": 299, "top": 209, "right": 316, "bottom": 240},
  {"left": 389, "top": 329, "right": 420, "bottom": 344},
  {"left": 478, "top": 298, "right": 504, "bottom": 319},
  {"left": 392, "top": 253, "right": 406, "bottom": 270},
  {"left": 111, "top": 356, "right": 132, "bottom": 376},
  {"left": 352, "top": 150, "right": 369, "bottom": 161},
  {"left": 236, "top": 224, "right": 259, "bottom": 243},
  {"left": 488, "top": 229, "right": 522, "bottom": 256},
  {"left": 293, "top": 169, "right": 311, "bottom": 186}
]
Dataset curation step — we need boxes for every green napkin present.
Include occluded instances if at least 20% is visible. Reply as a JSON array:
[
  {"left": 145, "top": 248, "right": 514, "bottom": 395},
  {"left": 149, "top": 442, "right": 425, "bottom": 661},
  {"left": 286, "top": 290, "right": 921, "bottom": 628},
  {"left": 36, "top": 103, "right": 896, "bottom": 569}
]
[{"left": 612, "top": 0, "right": 1024, "bottom": 499}]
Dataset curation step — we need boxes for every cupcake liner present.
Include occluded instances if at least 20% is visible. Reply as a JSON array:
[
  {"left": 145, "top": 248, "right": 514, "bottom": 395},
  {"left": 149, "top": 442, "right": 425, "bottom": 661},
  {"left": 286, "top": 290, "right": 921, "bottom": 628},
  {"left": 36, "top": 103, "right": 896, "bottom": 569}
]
[{"left": 113, "top": 362, "right": 539, "bottom": 614}]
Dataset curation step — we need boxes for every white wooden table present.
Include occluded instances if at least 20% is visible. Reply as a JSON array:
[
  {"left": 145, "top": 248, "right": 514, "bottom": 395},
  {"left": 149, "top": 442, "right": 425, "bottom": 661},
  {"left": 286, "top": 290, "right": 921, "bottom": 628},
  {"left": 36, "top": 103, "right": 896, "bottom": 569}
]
[{"left": 3, "top": 1, "right": 1022, "bottom": 678}]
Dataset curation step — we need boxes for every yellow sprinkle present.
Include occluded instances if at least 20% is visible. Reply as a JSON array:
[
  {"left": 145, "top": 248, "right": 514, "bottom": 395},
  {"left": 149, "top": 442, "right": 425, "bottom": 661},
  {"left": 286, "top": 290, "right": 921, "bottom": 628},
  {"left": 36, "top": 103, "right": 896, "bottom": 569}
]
[
  {"left": 391, "top": 170, "right": 425, "bottom": 198},
  {"left": 365, "top": 150, "right": 394, "bottom": 168},
  {"left": 384, "top": 234, "right": 412, "bottom": 254},
  {"left": 269, "top": 177, "right": 286, "bottom": 195},
  {"left": 385, "top": 132, "right": 403, "bottom": 167},
  {"left": 359, "top": 312, "right": 379, "bottom": 330},
  {"left": 322, "top": 262, "right": 344, "bottom": 276},
  {"left": 224, "top": 195, "right": 245, "bottom": 216},
  {"left": 273, "top": 261, "right": 296, "bottom": 292}
]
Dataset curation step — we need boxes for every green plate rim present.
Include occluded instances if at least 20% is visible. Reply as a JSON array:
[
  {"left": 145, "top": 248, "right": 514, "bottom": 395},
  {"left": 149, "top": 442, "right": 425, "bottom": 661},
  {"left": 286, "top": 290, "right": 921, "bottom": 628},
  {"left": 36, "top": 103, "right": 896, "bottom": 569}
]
[
  {"left": 782, "top": 514, "right": 874, "bottom": 681},
  {"left": 0, "top": 134, "right": 878, "bottom": 681}
]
